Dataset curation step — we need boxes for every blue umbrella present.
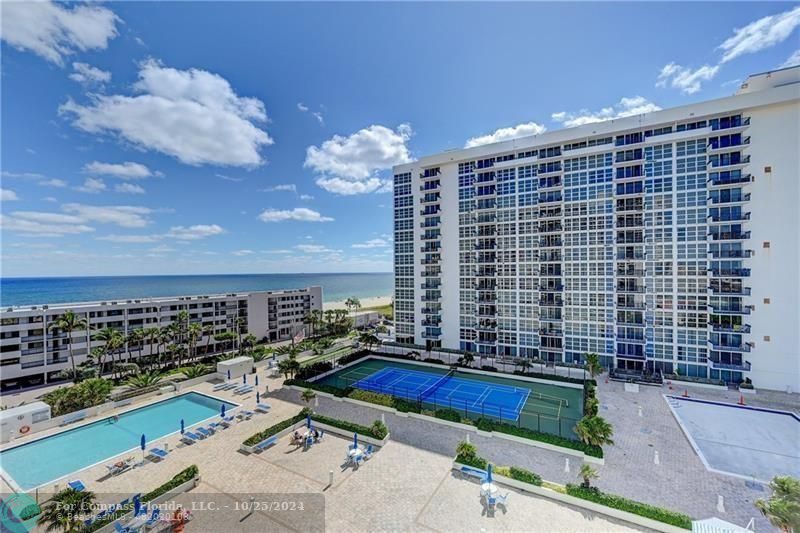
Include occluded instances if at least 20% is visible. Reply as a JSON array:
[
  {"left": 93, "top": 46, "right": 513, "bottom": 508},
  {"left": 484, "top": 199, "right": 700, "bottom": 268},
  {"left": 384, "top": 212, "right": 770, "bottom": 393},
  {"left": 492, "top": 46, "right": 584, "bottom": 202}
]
[
  {"left": 133, "top": 494, "right": 141, "bottom": 516},
  {"left": 256, "top": 391, "right": 260, "bottom": 404},
  {"left": 180, "top": 419, "right": 185, "bottom": 435},
  {"left": 140, "top": 434, "right": 146, "bottom": 452},
  {"left": 227, "top": 369, "right": 231, "bottom": 380},
  {"left": 487, "top": 463, "right": 493, "bottom": 484},
  {"left": 243, "top": 374, "right": 247, "bottom": 384},
  {"left": 255, "top": 375, "right": 259, "bottom": 387},
  {"left": 220, "top": 403, "right": 226, "bottom": 418},
  {"left": 353, "top": 432, "right": 358, "bottom": 450},
  {"left": 307, "top": 414, "right": 312, "bottom": 429}
]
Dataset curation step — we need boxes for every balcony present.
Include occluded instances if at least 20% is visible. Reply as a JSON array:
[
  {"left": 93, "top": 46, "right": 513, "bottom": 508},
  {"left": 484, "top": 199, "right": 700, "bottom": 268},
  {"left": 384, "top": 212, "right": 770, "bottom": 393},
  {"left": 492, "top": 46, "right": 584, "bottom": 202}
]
[
  {"left": 539, "top": 298, "right": 564, "bottom": 307},
  {"left": 708, "top": 136, "right": 750, "bottom": 154},
  {"left": 420, "top": 193, "right": 441, "bottom": 204},
  {"left": 420, "top": 182, "right": 441, "bottom": 192},
  {"left": 421, "top": 318, "right": 441, "bottom": 327},
  {"left": 474, "top": 213, "right": 497, "bottom": 224},
  {"left": 710, "top": 116, "right": 750, "bottom": 131},
  {"left": 616, "top": 301, "right": 646, "bottom": 310},
  {"left": 421, "top": 331, "right": 441, "bottom": 339},
  {"left": 477, "top": 294, "right": 497, "bottom": 303},
  {"left": 708, "top": 249, "right": 752, "bottom": 259},
  {"left": 420, "top": 282, "right": 441, "bottom": 290},
  {"left": 421, "top": 306, "right": 441, "bottom": 315},
  {"left": 708, "top": 304, "right": 751, "bottom": 315},
  {"left": 21, "top": 335, "right": 44, "bottom": 343},
  {"left": 474, "top": 243, "right": 496, "bottom": 251},
  {"left": 420, "top": 293, "right": 441, "bottom": 302},
  {"left": 709, "top": 322, "right": 750, "bottom": 334},
  {"left": 475, "top": 321, "right": 497, "bottom": 331},
  {"left": 616, "top": 284, "right": 646, "bottom": 293},
  {"left": 476, "top": 173, "right": 496, "bottom": 184},
  {"left": 420, "top": 219, "right": 441, "bottom": 229},
  {"left": 421, "top": 232, "right": 441, "bottom": 241},
  {"left": 708, "top": 341, "right": 751, "bottom": 353},
  {"left": 708, "top": 171, "right": 752, "bottom": 189},
  {"left": 420, "top": 168, "right": 441, "bottom": 179},
  {"left": 709, "top": 268, "right": 751, "bottom": 277},
  {"left": 422, "top": 269, "right": 441, "bottom": 277},
  {"left": 420, "top": 206, "right": 440, "bottom": 216},
  {"left": 475, "top": 282, "right": 497, "bottom": 291},
  {"left": 709, "top": 286, "right": 751, "bottom": 296},
  {"left": 421, "top": 245, "right": 441, "bottom": 253},
  {"left": 475, "top": 200, "right": 497, "bottom": 211},
  {"left": 537, "top": 165, "right": 562, "bottom": 177},
  {"left": 539, "top": 238, "right": 562, "bottom": 248},
  {"left": 616, "top": 268, "right": 646, "bottom": 277},
  {"left": 708, "top": 193, "right": 750, "bottom": 205},
  {"left": 420, "top": 257, "right": 441, "bottom": 265},
  {"left": 539, "top": 327, "right": 563, "bottom": 336},
  {"left": 708, "top": 154, "right": 750, "bottom": 169},
  {"left": 708, "top": 357, "right": 751, "bottom": 372},
  {"left": 540, "top": 284, "right": 564, "bottom": 292},
  {"left": 709, "top": 230, "right": 750, "bottom": 241},
  {"left": 708, "top": 212, "right": 750, "bottom": 223}
]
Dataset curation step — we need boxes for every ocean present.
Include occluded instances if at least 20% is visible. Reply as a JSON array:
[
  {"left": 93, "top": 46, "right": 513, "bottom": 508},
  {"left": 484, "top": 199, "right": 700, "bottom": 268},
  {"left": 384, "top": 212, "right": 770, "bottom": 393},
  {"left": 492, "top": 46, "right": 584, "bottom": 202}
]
[{"left": 0, "top": 273, "right": 394, "bottom": 308}]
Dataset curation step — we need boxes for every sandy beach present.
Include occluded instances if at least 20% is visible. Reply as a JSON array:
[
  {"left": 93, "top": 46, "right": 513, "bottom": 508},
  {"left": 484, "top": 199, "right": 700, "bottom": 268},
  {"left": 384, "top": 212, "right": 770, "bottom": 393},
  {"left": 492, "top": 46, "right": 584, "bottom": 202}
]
[{"left": 323, "top": 295, "right": 392, "bottom": 311}]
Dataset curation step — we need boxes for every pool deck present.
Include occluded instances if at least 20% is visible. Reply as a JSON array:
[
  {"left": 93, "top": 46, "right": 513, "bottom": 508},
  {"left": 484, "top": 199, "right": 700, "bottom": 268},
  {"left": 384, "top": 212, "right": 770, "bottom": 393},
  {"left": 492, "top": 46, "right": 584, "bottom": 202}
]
[{"left": 3, "top": 377, "right": 647, "bottom": 533}]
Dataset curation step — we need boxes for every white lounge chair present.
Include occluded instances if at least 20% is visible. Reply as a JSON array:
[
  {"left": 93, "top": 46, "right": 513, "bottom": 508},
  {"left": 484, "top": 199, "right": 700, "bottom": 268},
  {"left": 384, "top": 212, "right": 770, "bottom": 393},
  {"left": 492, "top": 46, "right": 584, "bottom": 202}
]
[{"left": 255, "top": 403, "right": 271, "bottom": 413}]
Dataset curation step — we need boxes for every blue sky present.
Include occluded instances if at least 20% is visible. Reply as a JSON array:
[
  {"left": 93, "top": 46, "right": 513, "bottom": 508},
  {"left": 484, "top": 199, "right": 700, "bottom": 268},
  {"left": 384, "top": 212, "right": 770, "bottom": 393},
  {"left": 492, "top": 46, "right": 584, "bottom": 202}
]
[{"left": 1, "top": 2, "right": 798, "bottom": 277}]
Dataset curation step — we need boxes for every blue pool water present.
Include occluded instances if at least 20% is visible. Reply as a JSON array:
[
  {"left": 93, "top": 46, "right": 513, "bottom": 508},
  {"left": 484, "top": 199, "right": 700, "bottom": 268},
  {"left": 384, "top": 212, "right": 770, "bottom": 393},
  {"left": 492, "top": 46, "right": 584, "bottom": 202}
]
[{"left": 0, "top": 392, "right": 236, "bottom": 491}]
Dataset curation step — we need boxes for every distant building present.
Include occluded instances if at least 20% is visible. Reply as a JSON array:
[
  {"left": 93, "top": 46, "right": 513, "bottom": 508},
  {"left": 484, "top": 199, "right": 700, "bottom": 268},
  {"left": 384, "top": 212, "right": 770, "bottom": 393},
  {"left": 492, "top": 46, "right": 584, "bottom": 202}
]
[
  {"left": 393, "top": 67, "right": 799, "bottom": 392},
  {"left": 0, "top": 287, "right": 322, "bottom": 390}
]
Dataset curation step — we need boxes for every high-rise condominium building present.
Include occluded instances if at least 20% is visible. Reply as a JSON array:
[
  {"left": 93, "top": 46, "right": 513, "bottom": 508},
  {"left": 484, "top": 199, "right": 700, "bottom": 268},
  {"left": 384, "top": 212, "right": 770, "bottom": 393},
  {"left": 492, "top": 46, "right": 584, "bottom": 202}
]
[
  {"left": 0, "top": 287, "right": 322, "bottom": 390},
  {"left": 393, "top": 67, "right": 799, "bottom": 392}
]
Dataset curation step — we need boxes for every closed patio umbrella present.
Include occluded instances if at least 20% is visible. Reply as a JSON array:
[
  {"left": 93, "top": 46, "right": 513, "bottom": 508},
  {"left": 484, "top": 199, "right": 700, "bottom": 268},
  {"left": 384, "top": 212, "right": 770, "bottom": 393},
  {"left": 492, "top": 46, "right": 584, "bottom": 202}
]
[
  {"left": 487, "top": 463, "right": 493, "bottom": 483},
  {"left": 255, "top": 375, "right": 259, "bottom": 387},
  {"left": 256, "top": 391, "right": 260, "bottom": 404},
  {"left": 227, "top": 369, "right": 231, "bottom": 380},
  {"left": 220, "top": 403, "right": 226, "bottom": 418},
  {"left": 243, "top": 374, "right": 247, "bottom": 385},
  {"left": 353, "top": 432, "right": 358, "bottom": 450},
  {"left": 307, "top": 414, "right": 312, "bottom": 429},
  {"left": 133, "top": 494, "right": 141, "bottom": 516},
  {"left": 180, "top": 419, "right": 185, "bottom": 435},
  {"left": 140, "top": 434, "right": 146, "bottom": 463}
]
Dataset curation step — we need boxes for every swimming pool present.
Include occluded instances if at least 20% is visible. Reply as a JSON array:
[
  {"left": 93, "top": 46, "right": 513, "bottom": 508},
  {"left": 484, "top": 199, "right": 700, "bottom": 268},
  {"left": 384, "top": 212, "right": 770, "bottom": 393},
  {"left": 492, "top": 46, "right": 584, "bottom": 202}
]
[{"left": 0, "top": 392, "right": 236, "bottom": 491}]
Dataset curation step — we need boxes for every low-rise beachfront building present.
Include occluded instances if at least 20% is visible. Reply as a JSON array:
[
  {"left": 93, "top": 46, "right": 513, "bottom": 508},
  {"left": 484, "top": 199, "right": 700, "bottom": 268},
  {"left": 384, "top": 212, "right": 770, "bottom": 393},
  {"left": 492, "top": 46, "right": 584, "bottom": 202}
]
[{"left": 0, "top": 287, "right": 322, "bottom": 390}]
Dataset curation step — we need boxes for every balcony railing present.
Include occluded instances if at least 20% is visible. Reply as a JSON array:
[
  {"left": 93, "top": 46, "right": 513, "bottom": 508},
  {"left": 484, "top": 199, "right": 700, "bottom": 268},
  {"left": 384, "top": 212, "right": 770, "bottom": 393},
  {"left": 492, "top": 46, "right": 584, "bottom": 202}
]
[
  {"left": 709, "top": 231, "right": 750, "bottom": 241},
  {"left": 708, "top": 154, "right": 750, "bottom": 168},
  {"left": 420, "top": 282, "right": 441, "bottom": 290},
  {"left": 708, "top": 173, "right": 751, "bottom": 187},
  {"left": 708, "top": 358, "right": 751, "bottom": 372},
  {"left": 709, "top": 341, "right": 751, "bottom": 353},
  {"left": 708, "top": 212, "right": 750, "bottom": 223},
  {"left": 421, "top": 331, "right": 441, "bottom": 339},
  {"left": 711, "top": 116, "right": 750, "bottom": 131},
  {"left": 708, "top": 193, "right": 750, "bottom": 205},
  {"left": 709, "top": 322, "right": 751, "bottom": 334},
  {"left": 709, "top": 286, "right": 751, "bottom": 296},
  {"left": 708, "top": 305, "right": 751, "bottom": 315},
  {"left": 709, "top": 249, "right": 752, "bottom": 258},
  {"left": 709, "top": 268, "right": 751, "bottom": 277}
]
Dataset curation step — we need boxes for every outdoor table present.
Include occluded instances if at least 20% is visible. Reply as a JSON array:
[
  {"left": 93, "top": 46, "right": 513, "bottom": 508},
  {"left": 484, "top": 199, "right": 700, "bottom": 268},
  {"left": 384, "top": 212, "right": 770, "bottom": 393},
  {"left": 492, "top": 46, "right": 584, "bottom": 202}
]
[
  {"left": 481, "top": 482, "right": 498, "bottom": 497},
  {"left": 348, "top": 448, "right": 363, "bottom": 462}
]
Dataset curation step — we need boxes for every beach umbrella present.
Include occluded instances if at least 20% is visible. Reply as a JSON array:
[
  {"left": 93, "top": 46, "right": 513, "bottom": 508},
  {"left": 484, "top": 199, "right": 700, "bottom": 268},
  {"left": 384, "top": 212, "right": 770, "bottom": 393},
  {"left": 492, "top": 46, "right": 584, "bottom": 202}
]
[
  {"left": 255, "top": 375, "right": 259, "bottom": 387},
  {"left": 220, "top": 403, "right": 226, "bottom": 418},
  {"left": 180, "top": 419, "right": 185, "bottom": 435},
  {"left": 140, "top": 434, "right": 146, "bottom": 462},
  {"left": 487, "top": 463, "right": 493, "bottom": 484},
  {"left": 256, "top": 391, "right": 260, "bottom": 404},
  {"left": 133, "top": 494, "right": 141, "bottom": 516},
  {"left": 306, "top": 414, "right": 312, "bottom": 429},
  {"left": 227, "top": 369, "right": 231, "bottom": 380},
  {"left": 353, "top": 432, "right": 358, "bottom": 450},
  {"left": 243, "top": 374, "right": 247, "bottom": 385}
]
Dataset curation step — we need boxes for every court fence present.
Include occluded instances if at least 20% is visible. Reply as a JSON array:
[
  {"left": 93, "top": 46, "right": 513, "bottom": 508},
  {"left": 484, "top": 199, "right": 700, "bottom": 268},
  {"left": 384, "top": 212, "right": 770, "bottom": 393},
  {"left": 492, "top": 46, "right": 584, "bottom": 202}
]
[{"left": 326, "top": 372, "right": 581, "bottom": 440}]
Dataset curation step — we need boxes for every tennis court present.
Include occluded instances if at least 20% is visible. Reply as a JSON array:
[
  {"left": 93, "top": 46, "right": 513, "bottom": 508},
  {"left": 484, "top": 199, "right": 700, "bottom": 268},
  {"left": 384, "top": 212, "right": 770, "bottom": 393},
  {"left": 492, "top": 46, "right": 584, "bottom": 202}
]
[{"left": 315, "top": 358, "right": 583, "bottom": 437}]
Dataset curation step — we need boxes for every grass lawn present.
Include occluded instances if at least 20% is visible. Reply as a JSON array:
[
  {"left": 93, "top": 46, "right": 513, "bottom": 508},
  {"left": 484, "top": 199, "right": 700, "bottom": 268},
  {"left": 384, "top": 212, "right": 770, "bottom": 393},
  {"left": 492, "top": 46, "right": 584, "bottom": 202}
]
[
  {"left": 362, "top": 302, "right": 393, "bottom": 318},
  {"left": 300, "top": 345, "right": 354, "bottom": 367}
]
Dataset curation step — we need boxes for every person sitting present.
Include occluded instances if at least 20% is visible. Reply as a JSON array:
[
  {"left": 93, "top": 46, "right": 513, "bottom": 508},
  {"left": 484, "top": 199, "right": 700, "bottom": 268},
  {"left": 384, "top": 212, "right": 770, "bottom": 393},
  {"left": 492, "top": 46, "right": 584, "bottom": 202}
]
[
  {"left": 291, "top": 430, "right": 303, "bottom": 445},
  {"left": 313, "top": 429, "right": 320, "bottom": 442}
]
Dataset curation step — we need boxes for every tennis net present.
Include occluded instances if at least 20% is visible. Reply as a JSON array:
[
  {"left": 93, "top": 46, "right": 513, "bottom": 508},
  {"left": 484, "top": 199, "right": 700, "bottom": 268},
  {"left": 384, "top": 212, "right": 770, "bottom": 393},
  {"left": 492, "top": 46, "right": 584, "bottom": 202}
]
[{"left": 418, "top": 368, "right": 456, "bottom": 402}]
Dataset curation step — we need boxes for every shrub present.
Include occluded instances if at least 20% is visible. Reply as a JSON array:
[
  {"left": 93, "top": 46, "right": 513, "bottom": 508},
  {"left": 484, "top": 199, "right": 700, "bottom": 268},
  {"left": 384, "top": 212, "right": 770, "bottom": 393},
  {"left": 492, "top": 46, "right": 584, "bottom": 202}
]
[
  {"left": 392, "top": 398, "right": 422, "bottom": 413},
  {"left": 336, "top": 350, "right": 371, "bottom": 366},
  {"left": 422, "top": 358, "right": 446, "bottom": 365},
  {"left": 434, "top": 408, "right": 462, "bottom": 422},
  {"left": 473, "top": 417, "right": 603, "bottom": 458},
  {"left": 42, "top": 378, "right": 114, "bottom": 417},
  {"left": 565, "top": 485, "right": 692, "bottom": 529},
  {"left": 456, "top": 453, "right": 487, "bottom": 470},
  {"left": 509, "top": 466, "right": 542, "bottom": 486},
  {"left": 513, "top": 370, "right": 586, "bottom": 386},
  {"left": 348, "top": 389, "right": 395, "bottom": 407},
  {"left": 295, "top": 361, "right": 333, "bottom": 380},
  {"left": 244, "top": 408, "right": 311, "bottom": 446},
  {"left": 370, "top": 420, "right": 388, "bottom": 439},
  {"left": 310, "top": 412, "right": 387, "bottom": 440},
  {"left": 480, "top": 365, "right": 499, "bottom": 372},
  {"left": 284, "top": 379, "right": 352, "bottom": 398}
]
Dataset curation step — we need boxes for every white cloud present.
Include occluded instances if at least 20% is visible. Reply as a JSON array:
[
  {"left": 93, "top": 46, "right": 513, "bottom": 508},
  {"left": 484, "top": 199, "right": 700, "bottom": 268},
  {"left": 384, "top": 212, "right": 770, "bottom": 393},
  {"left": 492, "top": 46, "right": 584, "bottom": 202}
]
[
  {"left": 718, "top": 6, "right": 800, "bottom": 63},
  {"left": 312, "top": 111, "right": 324, "bottom": 125},
  {"left": 42, "top": 196, "right": 58, "bottom": 203},
  {"left": 305, "top": 124, "right": 412, "bottom": 195},
  {"left": 115, "top": 183, "right": 146, "bottom": 194},
  {"left": 1, "top": 189, "right": 20, "bottom": 201},
  {"left": 74, "top": 177, "right": 107, "bottom": 194},
  {"left": 295, "top": 244, "right": 340, "bottom": 254},
  {"left": 656, "top": 63, "right": 720, "bottom": 95},
  {"left": 97, "top": 234, "right": 160, "bottom": 243},
  {"left": 257, "top": 207, "right": 334, "bottom": 223},
  {"left": 551, "top": 96, "right": 661, "bottom": 128},
  {"left": 297, "top": 103, "right": 309, "bottom": 112},
  {"left": 69, "top": 62, "right": 111, "bottom": 85},
  {"left": 1, "top": 212, "right": 94, "bottom": 236},
  {"left": 232, "top": 249, "right": 255, "bottom": 256},
  {"left": 165, "top": 224, "right": 225, "bottom": 240},
  {"left": 780, "top": 49, "right": 800, "bottom": 68},
  {"left": 216, "top": 173, "right": 243, "bottom": 182},
  {"left": 464, "top": 122, "right": 547, "bottom": 148},
  {"left": 62, "top": 204, "right": 152, "bottom": 228},
  {"left": 40, "top": 178, "right": 68, "bottom": 188},
  {"left": 148, "top": 244, "right": 175, "bottom": 253},
  {"left": 352, "top": 238, "right": 389, "bottom": 249},
  {"left": 0, "top": 0, "right": 119, "bottom": 65},
  {"left": 261, "top": 184, "right": 297, "bottom": 193},
  {"left": 83, "top": 161, "right": 157, "bottom": 179},
  {"left": 299, "top": 194, "right": 314, "bottom": 201},
  {"left": 60, "top": 59, "right": 273, "bottom": 167}
]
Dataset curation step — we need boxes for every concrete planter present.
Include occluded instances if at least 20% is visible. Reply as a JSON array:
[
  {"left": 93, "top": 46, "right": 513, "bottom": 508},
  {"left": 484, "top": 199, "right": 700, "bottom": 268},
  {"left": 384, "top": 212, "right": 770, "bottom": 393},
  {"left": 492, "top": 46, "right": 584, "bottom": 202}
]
[
  {"left": 240, "top": 418, "right": 389, "bottom": 453},
  {"left": 451, "top": 462, "right": 685, "bottom": 533}
]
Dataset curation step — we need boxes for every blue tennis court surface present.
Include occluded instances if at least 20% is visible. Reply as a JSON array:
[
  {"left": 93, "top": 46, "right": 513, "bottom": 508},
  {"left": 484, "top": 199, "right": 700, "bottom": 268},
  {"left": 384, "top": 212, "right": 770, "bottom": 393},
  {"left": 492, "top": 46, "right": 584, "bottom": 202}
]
[{"left": 352, "top": 366, "right": 530, "bottom": 421}]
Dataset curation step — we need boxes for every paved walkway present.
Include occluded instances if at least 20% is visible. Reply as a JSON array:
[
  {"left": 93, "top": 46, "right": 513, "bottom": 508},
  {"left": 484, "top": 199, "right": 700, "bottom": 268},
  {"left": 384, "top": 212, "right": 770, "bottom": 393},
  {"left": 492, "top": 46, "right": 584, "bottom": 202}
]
[{"left": 276, "top": 376, "right": 791, "bottom": 531}]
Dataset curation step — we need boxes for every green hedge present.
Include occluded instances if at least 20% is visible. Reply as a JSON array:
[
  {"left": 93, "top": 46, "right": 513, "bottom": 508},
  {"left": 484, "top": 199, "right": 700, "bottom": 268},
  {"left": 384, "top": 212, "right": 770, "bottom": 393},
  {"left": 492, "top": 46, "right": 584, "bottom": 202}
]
[
  {"left": 513, "top": 370, "right": 586, "bottom": 386},
  {"left": 474, "top": 418, "right": 603, "bottom": 458},
  {"left": 455, "top": 453, "right": 487, "bottom": 470},
  {"left": 434, "top": 408, "right": 462, "bottom": 422},
  {"left": 87, "top": 465, "right": 199, "bottom": 531},
  {"left": 392, "top": 398, "right": 422, "bottom": 413},
  {"left": 244, "top": 408, "right": 311, "bottom": 446},
  {"left": 284, "top": 378, "right": 352, "bottom": 398},
  {"left": 347, "top": 389, "right": 395, "bottom": 407},
  {"left": 310, "top": 412, "right": 387, "bottom": 440},
  {"left": 509, "top": 466, "right": 542, "bottom": 486},
  {"left": 565, "top": 485, "right": 692, "bottom": 530}
]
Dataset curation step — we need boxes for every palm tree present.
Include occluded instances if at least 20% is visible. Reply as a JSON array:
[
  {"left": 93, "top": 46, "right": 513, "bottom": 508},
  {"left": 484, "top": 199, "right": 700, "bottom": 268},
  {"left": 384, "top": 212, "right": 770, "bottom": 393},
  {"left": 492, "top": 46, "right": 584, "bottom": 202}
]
[
  {"left": 187, "top": 322, "right": 202, "bottom": 363},
  {"left": 201, "top": 324, "right": 213, "bottom": 356},
  {"left": 301, "top": 388, "right": 316, "bottom": 406},
  {"left": 241, "top": 334, "right": 257, "bottom": 355},
  {"left": 358, "top": 332, "right": 380, "bottom": 351},
  {"left": 48, "top": 310, "right": 88, "bottom": 383},
  {"left": 323, "top": 310, "right": 336, "bottom": 334},
  {"left": 462, "top": 352, "right": 475, "bottom": 368},
  {"left": 125, "top": 370, "right": 164, "bottom": 389},
  {"left": 755, "top": 476, "right": 800, "bottom": 532},
  {"left": 39, "top": 487, "right": 95, "bottom": 532},
  {"left": 584, "top": 352, "right": 602, "bottom": 379},
  {"left": 127, "top": 328, "right": 145, "bottom": 364},
  {"left": 182, "top": 364, "right": 211, "bottom": 379},
  {"left": 214, "top": 331, "right": 235, "bottom": 354},
  {"left": 519, "top": 358, "right": 532, "bottom": 374},
  {"left": 93, "top": 326, "right": 124, "bottom": 375},
  {"left": 574, "top": 415, "right": 615, "bottom": 448},
  {"left": 579, "top": 464, "right": 599, "bottom": 489}
]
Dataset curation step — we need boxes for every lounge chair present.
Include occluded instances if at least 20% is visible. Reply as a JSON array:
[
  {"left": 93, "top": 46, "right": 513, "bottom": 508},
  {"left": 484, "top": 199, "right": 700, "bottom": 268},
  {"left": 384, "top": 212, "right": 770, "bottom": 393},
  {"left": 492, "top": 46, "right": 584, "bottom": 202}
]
[
  {"left": 236, "top": 410, "right": 254, "bottom": 420},
  {"left": 317, "top": 430, "right": 324, "bottom": 441},
  {"left": 147, "top": 447, "right": 168, "bottom": 461},
  {"left": 496, "top": 493, "right": 509, "bottom": 507},
  {"left": 364, "top": 444, "right": 374, "bottom": 459},
  {"left": 106, "top": 457, "right": 133, "bottom": 476},
  {"left": 219, "top": 416, "right": 235, "bottom": 427},
  {"left": 222, "top": 382, "right": 239, "bottom": 390},
  {"left": 235, "top": 385, "right": 254, "bottom": 395},
  {"left": 181, "top": 432, "right": 201, "bottom": 444},
  {"left": 113, "top": 522, "right": 132, "bottom": 533},
  {"left": 255, "top": 403, "right": 271, "bottom": 413},
  {"left": 254, "top": 435, "right": 278, "bottom": 452},
  {"left": 209, "top": 422, "right": 225, "bottom": 431},
  {"left": 195, "top": 427, "right": 212, "bottom": 438},
  {"left": 212, "top": 382, "right": 231, "bottom": 391},
  {"left": 68, "top": 480, "right": 85, "bottom": 491},
  {"left": 144, "top": 508, "right": 160, "bottom": 527}
]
